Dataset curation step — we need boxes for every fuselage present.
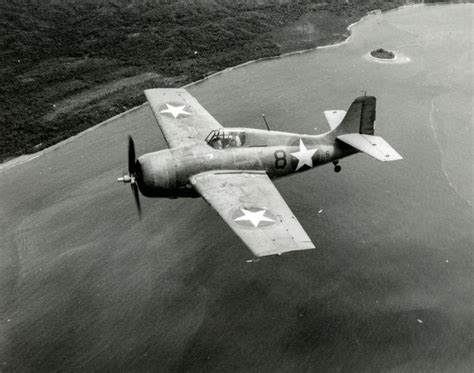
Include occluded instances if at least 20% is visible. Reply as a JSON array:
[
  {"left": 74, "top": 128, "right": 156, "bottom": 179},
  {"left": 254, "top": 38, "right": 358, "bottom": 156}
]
[{"left": 135, "top": 127, "right": 357, "bottom": 198}]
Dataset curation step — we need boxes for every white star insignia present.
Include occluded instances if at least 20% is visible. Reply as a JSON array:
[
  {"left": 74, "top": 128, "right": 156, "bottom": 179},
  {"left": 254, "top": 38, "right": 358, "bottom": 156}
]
[
  {"left": 233, "top": 208, "right": 275, "bottom": 228},
  {"left": 159, "top": 103, "right": 191, "bottom": 119},
  {"left": 291, "top": 139, "right": 318, "bottom": 171}
]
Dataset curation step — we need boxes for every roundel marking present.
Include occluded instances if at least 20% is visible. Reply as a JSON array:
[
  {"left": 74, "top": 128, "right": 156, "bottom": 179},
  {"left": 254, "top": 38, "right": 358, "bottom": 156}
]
[
  {"left": 159, "top": 102, "right": 192, "bottom": 119},
  {"left": 289, "top": 138, "right": 319, "bottom": 171},
  {"left": 232, "top": 207, "right": 277, "bottom": 229}
]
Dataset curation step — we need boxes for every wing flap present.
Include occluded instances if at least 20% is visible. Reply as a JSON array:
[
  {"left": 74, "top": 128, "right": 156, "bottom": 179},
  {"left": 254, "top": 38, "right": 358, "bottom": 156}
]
[
  {"left": 337, "top": 133, "right": 403, "bottom": 162},
  {"left": 145, "top": 88, "right": 223, "bottom": 148},
  {"left": 190, "top": 171, "right": 315, "bottom": 257}
]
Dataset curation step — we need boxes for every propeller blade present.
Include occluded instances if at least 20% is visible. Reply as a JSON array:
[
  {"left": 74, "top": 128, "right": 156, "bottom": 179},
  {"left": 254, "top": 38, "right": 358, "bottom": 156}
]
[
  {"left": 128, "top": 135, "right": 136, "bottom": 175},
  {"left": 131, "top": 183, "right": 141, "bottom": 218},
  {"left": 121, "top": 135, "right": 141, "bottom": 219}
]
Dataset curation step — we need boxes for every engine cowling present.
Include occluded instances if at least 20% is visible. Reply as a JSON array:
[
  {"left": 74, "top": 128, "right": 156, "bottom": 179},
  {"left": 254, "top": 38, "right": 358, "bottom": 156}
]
[{"left": 135, "top": 149, "right": 177, "bottom": 198}]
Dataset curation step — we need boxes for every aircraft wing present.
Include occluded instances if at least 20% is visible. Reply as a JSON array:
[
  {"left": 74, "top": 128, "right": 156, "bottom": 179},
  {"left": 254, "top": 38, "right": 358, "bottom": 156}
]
[
  {"left": 190, "top": 170, "right": 315, "bottom": 257},
  {"left": 145, "top": 88, "right": 223, "bottom": 148}
]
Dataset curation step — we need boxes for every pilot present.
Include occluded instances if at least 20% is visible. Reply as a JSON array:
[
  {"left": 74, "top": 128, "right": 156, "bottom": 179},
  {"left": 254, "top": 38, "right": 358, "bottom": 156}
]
[
  {"left": 233, "top": 135, "right": 242, "bottom": 147},
  {"left": 214, "top": 138, "right": 223, "bottom": 149}
]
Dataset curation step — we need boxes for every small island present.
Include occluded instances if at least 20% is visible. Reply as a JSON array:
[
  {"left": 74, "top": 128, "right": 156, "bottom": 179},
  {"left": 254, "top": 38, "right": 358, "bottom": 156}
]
[{"left": 370, "top": 48, "right": 395, "bottom": 59}]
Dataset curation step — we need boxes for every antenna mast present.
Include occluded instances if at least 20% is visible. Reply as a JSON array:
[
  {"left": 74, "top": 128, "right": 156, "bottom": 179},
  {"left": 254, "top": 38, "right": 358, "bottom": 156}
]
[{"left": 261, "top": 114, "right": 271, "bottom": 131}]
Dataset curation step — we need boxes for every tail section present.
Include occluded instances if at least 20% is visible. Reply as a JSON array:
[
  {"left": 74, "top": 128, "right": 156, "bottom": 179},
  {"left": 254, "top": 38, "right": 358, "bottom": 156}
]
[
  {"left": 332, "top": 96, "right": 403, "bottom": 162},
  {"left": 337, "top": 133, "right": 403, "bottom": 161},
  {"left": 337, "top": 95, "right": 376, "bottom": 135}
]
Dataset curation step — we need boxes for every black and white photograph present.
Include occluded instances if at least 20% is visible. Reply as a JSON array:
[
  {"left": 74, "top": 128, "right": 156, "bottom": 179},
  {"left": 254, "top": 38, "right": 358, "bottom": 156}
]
[{"left": 0, "top": 0, "right": 472, "bottom": 371}]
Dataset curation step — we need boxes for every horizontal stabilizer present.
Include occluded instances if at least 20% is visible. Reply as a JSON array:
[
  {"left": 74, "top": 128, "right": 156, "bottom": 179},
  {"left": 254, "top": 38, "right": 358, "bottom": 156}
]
[
  {"left": 337, "top": 134, "right": 403, "bottom": 162},
  {"left": 324, "top": 110, "right": 346, "bottom": 130}
]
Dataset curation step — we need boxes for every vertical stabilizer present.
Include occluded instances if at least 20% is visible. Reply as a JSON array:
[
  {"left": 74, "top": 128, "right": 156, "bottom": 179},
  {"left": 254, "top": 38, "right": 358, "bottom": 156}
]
[
  {"left": 337, "top": 96, "right": 376, "bottom": 135},
  {"left": 335, "top": 96, "right": 402, "bottom": 162}
]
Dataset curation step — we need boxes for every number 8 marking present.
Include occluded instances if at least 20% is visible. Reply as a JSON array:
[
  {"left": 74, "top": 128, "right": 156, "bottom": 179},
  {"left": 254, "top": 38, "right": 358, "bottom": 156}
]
[{"left": 274, "top": 150, "right": 287, "bottom": 169}]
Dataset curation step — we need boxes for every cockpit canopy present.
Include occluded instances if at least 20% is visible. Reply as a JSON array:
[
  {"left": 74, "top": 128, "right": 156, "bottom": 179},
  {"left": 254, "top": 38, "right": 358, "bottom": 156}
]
[{"left": 205, "top": 129, "right": 246, "bottom": 149}]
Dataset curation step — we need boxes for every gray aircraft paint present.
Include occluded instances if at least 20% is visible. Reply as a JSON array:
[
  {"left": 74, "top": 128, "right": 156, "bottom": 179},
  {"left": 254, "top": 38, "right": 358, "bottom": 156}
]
[{"left": 121, "top": 89, "right": 401, "bottom": 256}]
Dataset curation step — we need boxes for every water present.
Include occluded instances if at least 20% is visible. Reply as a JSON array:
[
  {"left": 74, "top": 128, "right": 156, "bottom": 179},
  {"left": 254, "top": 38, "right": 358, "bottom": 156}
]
[{"left": 1, "top": 4, "right": 472, "bottom": 371}]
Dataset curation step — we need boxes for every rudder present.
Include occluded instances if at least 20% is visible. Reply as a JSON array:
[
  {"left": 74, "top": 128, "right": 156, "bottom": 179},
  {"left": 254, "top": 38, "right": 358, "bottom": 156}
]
[{"left": 337, "top": 96, "right": 376, "bottom": 135}]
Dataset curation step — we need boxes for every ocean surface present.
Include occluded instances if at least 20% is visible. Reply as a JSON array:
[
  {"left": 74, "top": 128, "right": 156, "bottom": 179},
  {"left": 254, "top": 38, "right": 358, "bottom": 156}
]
[{"left": 1, "top": 4, "right": 472, "bottom": 372}]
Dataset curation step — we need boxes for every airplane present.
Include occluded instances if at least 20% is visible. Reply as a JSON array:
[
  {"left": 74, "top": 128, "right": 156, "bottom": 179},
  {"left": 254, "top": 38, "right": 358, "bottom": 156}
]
[{"left": 117, "top": 89, "right": 402, "bottom": 257}]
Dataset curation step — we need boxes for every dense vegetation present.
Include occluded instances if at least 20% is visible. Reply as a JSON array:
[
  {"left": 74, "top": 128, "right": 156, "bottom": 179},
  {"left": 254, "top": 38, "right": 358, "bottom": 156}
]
[
  {"left": 371, "top": 48, "right": 395, "bottom": 59},
  {"left": 1, "top": 0, "right": 413, "bottom": 161}
]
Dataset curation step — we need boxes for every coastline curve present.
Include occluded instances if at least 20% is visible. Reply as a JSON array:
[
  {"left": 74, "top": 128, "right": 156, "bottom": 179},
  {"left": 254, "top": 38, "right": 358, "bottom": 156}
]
[{"left": 0, "top": 3, "right": 422, "bottom": 172}]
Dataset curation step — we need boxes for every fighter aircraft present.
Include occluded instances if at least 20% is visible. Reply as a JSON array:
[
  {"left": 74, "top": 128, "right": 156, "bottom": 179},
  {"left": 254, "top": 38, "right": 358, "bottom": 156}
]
[{"left": 118, "top": 89, "right": 402, "bottom": 257}]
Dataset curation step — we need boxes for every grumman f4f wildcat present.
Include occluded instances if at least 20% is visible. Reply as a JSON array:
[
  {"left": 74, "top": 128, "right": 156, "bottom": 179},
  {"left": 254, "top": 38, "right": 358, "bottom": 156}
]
[{"left": 118, "top": 89, "right": 402, "bottom": 257}]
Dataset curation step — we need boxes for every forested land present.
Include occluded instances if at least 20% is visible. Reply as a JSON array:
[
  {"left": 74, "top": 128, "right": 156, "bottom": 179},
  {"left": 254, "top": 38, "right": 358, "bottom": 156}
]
[{"left": 1, "top": 0, "right": 417, "bottom": 161}]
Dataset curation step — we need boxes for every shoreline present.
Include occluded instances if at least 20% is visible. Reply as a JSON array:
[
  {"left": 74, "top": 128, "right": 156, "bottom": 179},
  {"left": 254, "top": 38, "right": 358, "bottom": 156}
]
[
  {"left": 364, "top": 51, "right": 411, "bottom": 64},
  {"left": 0, "top": 3, "right": 420, "bottom": 172},
  {"left": 184, "top": 7, "right": 382, "bottom": 88}
]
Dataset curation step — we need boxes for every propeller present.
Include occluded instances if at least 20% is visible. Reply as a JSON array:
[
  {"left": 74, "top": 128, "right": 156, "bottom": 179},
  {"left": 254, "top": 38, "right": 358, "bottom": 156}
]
[{"left": 117, "top": 135, "right": 141, "bottom": 218}]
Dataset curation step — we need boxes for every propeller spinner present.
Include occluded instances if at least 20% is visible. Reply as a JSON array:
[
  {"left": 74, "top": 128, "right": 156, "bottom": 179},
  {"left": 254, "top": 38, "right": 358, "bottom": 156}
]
[{"left": 117, "top": 136, "right": 141, "bottom": 217}]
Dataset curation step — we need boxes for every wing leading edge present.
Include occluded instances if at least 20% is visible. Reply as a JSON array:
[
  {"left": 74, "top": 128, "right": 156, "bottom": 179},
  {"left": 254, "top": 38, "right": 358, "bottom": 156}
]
[
  {"left": 145, "top": 88, "right": 223, "bottom": 148},
  {"left": 190, "top": 171, "right": 315, "bottom": 257}
]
